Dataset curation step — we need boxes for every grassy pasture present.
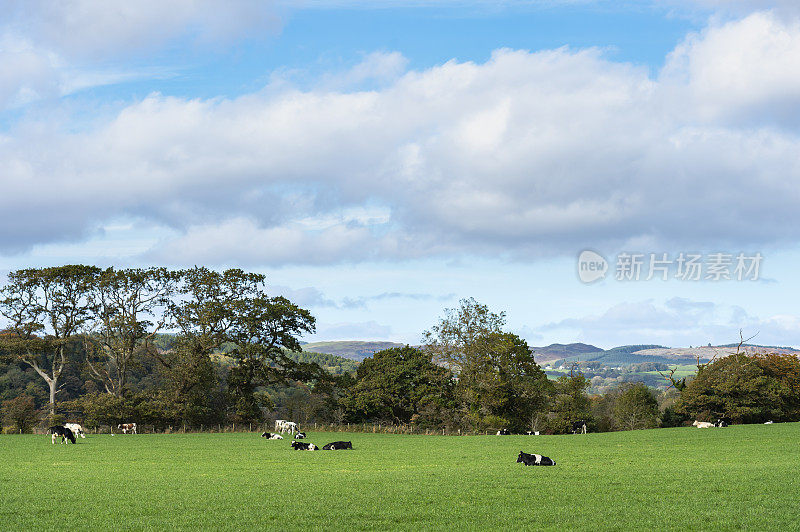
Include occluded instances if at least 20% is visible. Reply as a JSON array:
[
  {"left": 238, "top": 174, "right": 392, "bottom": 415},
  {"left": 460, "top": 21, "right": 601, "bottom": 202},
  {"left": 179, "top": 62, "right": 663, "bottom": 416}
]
[{"left": 1, "top": 424, "right": 798, "bottom": 530}]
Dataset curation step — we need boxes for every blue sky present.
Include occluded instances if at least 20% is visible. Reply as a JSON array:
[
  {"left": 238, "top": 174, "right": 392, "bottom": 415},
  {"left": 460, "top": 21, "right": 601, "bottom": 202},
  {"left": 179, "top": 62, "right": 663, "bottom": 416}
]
[{"left": 2, "top": 0, "right": 800, "bottom": 348}]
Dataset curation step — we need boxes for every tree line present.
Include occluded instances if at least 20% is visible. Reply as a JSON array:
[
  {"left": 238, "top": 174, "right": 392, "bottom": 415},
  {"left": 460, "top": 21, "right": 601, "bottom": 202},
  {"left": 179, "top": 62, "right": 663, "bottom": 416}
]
[{"left": 1, "top": 267, "right": 798, "bottom": 434}]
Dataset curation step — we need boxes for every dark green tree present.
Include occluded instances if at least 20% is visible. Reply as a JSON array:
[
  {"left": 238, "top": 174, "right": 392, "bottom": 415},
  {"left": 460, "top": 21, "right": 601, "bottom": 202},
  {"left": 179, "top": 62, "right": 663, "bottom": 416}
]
[
  {"left": 549, "top": 368, "right": 591, "bottom": 433},
  {"left": 342, "top": 346, "right": 454, "bottom": 426},
  {"left": 613, "top": 382, "right": 659, "bottom": 430},
  {"left": 676, "top": 352, "right": 800, "bottom": 423},
  {"left": 224, "top": 282, "right": 316, "bottom": 423},
  {"left": 423, "top": 299, "right": 552, "bottom": 431}
]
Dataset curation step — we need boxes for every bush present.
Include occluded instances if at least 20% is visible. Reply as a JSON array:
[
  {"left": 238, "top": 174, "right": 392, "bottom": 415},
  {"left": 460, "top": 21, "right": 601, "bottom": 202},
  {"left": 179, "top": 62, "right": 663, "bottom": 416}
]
[{"left": 1, "top": 394, "right": 40, "bottom": 433}]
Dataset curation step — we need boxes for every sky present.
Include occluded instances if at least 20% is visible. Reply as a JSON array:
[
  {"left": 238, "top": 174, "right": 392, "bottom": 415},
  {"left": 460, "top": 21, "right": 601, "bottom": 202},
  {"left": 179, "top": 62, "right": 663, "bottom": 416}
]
[{"left": 2, "top": 0, "right": 800, "bottom": 348}]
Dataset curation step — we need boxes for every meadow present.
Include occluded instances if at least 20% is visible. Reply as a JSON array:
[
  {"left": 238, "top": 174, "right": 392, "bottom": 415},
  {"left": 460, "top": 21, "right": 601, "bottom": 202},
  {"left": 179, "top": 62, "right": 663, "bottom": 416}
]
[{"left": 1, "top": 424, "right": 798, "bottom": 530}]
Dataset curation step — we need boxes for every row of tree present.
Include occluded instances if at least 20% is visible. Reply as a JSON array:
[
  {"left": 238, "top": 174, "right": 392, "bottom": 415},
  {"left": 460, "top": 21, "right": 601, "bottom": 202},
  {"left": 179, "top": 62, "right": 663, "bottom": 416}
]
[
  {"left": 0, "top": 266, "right": 318, "bottom": 428},
  {"left": 2, "top": 267, "right": 799, "bottom": 434}
]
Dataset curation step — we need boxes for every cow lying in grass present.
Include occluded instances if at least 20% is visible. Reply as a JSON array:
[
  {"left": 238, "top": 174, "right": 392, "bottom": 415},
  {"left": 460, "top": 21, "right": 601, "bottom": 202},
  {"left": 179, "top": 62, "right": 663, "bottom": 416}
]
[
  {"left": 64, "top": 423, "right": 86, "bottom": 439},
  {"left": 261, "top": 432, "right": 283, "bottom": 440},
  {"left": 322, "top": 441, "right": 352, "bottom": 450},
  {"left": 496, "top": 429, "right": 511, "bottom": 435},
  {"left": 290, "top": 441, "right": 317, "bottom": 450},
  {"left": 693, "top": 420, "right": 715, "bottom": 428},
  {"left": 714, "top": 418, "right": 731, "bottom": 428},
  {"left": 517, "top": 451, "right": 555, "bottom": 466},
  {"left": 294, "top": 432, "right": 306, "bottom": 439},
  {"left": 48, "top": 426, "right": 76, "bottom": 444}
]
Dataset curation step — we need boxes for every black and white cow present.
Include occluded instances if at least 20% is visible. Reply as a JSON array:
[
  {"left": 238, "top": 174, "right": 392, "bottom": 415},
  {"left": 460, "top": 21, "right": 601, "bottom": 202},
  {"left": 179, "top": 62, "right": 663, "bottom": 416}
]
[
  {"left": 294, "top": 432, "right": 306, "bottom": 439},
  {"left": 571, "top": 420, "right": 587, "bottom": 434},
  {"left": 496, "top": 429, "right": 511, "bottom": 435},
  {"left": 322, "top": 441, "right": 353, "bottom": 450},
  {"left": 275, "top": 420, "right": 298, "bottom": 434},
  {"left": 261, "top": 432, "right": 283, "bottom": 440},
  {"left": 517, "top": 451, "right": 556, "bottom": 466},
  {"left": 714, "top": 418, "right": 731, "bottom": 428},
  {"left": 64, "top": 423, "right": 86, "bottom": 439},
  {"left": 48, "top": 425, "right": 76, "bottom": 444},
  {"left": 525, "top": 431, "right": 540, "bottom": 436},
  {"left": 290, "top": 440, "right": 317, "bottom": 450},
  {"left": 117, "top": 423, "right": 137, "bottom": 434}
]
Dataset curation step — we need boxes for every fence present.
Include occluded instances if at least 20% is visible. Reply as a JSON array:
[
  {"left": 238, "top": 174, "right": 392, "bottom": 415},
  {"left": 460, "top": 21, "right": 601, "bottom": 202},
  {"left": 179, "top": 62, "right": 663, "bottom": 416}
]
[{"left": 23, "top": 422, "right": 479, "bottom": 436}]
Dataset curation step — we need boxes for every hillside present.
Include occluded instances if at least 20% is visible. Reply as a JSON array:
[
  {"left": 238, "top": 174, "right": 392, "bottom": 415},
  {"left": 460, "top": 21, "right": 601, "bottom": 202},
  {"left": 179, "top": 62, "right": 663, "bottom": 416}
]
[
  {"left": 302, "top": 341, "right": 405, "bottom": 361},
  {"left": 284, "top": 350, "right": 359, "bottom": 375},
  {"left": 531, "top": 343, "right": 604, "bottom": 363}
]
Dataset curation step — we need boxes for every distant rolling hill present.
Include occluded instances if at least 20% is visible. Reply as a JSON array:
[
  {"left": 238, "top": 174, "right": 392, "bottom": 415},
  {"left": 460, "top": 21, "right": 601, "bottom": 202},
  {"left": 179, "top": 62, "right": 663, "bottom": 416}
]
[
  {"left": 548, "top": 344, "right": 800, "bottom": 367},
  {"left": 531, "top": 343, "right": 604, "bottom": 363},
  {"left": 302, "top": 341, "right": 405, "bottom": 361}
]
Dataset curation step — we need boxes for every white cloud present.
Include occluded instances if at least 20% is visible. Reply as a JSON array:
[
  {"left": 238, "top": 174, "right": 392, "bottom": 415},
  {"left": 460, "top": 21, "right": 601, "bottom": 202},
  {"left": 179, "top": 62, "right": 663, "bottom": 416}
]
[
  {"left": 0, "top": 1, "right": 280, "bottom": 110},
  {"left": 4, "top": 13, "right": 800, "bottom": 264},
  {"left": 3, "top": 0, "right": 280, "bottom": 59},
  {"left": 661, "top": 12, "right": 800, "bottom": 125}
]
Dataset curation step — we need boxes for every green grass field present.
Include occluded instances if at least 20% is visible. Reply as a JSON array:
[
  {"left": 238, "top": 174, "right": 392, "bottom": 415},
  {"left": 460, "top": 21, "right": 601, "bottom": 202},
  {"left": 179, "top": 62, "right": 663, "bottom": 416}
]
[{"left": 1, "top": 424, "right": 798, "bottom": 530}]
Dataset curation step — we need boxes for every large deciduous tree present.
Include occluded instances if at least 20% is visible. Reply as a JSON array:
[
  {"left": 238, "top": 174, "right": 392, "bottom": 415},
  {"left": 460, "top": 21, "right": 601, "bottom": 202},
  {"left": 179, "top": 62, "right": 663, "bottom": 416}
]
[
  {"left": 549, "top": 369, "right": 592, "bottom": 433},
  {"left": 0, "top": 265, "right": 99, "bottom": 416},
  {"left": 86, "top": 267, "right": 177, "bottom": 398},
  {"left": 423, "top": 299, "right": 551, "bottom": 431},
  {"left": 676, "top": 352, "right": 800, "bottom": 423},
  {"left": 613, "top": 382, "right": 660, "bottom": 431},
  {"left": 157, "top": 267, "right": 265, "bottom": 425},
  {"left": 224, "top": 280, "right": 316, "bottom": 423},
  {"left": 342, "top": 346, "right": 454, "bottom": 426}
]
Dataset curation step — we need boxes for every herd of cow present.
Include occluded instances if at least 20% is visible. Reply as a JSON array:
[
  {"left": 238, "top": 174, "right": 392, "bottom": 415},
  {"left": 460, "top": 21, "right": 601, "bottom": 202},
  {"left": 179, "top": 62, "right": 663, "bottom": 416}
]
[
  {"left": 47, "top": 422, "right": 137, "bottom": 443},
  {"left": 262, "top": 419, "right": 352, "bottom": 451},
  {"left": 44, "top": 417, "right": 744, "bottom": 469}
]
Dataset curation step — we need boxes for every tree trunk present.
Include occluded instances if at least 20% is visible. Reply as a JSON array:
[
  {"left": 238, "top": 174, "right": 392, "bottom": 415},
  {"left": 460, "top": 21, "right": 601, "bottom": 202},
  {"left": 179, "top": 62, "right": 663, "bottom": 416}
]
[{"left": 48, "top": 378, "right": 57, "bottom": 417}]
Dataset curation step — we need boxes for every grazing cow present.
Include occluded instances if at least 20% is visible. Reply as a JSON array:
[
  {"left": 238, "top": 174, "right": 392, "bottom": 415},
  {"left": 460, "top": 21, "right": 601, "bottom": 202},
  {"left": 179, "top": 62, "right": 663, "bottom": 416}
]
[
  {"left": 571, "top": 420, "right": 587, "bottom": 434},
  {"left": 294, "top": 432, "right": 306, "bottom": 439},
  {"left": 261, "top": 432, "right": 283, "bottom": 440},
  {"left": 525, "top": 431, "right": 540, "bottom": 436},
  {"left": 322, "top": 441, "right": 353, "bottom": 450},
  {"left": 290, "top": 441, "right": 317, "bottom": 451},
  {"left": 117, "top": 423, "right": 137, "bottom": 434},
  {"left": 48, "top": 425, "right": 76, "bottom": 444},
  {"left": 714, "top": 418, "right": 731, "bottom": 428},
  {"left": 497, "top": 429, "right": 511, "bottom": 435},
  {"left": 517, "top": 451, "right": 556, "bottom": 466},
  {"left": 764, "top": 420, "right": 774, "bottom": 424},
  {"left": 64, "top": 423, "right": 86, "bottom": 439},
  {"left": 275, "top": 420, "right": 298, "bottom": 434},
  {"left": 692, "top": 420, "right": 714, "bottom": 428}
]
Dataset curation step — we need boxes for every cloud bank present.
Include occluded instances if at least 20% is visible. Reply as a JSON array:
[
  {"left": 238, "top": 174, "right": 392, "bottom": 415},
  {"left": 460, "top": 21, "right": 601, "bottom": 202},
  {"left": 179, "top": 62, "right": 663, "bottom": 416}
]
[{"left": 2, "top": 10, "right": 800, "bottom": 266}]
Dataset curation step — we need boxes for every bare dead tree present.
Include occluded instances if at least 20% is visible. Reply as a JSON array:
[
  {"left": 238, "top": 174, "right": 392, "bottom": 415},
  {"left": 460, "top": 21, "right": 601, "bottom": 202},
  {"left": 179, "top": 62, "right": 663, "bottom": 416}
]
[{"left": 657, "top": 366, "right": 687, "bottom": 392}]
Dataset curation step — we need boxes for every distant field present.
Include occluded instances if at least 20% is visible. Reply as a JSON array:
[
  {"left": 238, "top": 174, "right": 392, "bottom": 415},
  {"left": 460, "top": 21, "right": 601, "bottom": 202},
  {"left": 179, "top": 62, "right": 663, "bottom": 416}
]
[
  {"left": 1, "top": 424, "right": 798, "bottom": 530},
  {"left": 641, "top": 364, "right": 698, "bottom": 379}
]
